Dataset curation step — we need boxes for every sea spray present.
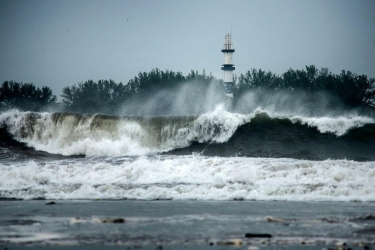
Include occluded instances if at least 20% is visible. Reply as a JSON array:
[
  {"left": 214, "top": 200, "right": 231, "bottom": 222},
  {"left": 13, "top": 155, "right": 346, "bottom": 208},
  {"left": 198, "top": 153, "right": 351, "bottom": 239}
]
[
  {"left": 0, "top": 106, "right": 248, "bottom": 156},
  {"left": 0, "top": 107, "right": 374, "bottom": 158},
  {"left": 289, "top": 115, "right": 374, "bottom": 136}
]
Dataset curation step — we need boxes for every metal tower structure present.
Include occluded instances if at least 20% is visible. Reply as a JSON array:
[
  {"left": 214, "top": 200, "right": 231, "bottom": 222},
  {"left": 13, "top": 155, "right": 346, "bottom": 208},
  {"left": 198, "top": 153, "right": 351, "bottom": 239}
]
[{"left": 221, "top": 33, "right": 235, "bottom": 98}]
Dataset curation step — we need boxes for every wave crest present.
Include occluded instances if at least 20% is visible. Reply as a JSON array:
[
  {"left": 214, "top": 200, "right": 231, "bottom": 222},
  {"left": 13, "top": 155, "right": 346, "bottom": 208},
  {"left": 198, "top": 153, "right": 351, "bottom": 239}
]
[{"left": 0, "top": 107, "right": 374, "bottom": 159}]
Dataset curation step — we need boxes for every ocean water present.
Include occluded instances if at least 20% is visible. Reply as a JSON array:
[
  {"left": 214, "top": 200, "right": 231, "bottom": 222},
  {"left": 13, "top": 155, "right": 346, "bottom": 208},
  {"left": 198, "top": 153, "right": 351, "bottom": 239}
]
[
  {"left": 1, "top": 200, "right": 375, "bottom": 248},
  {"left": 0, "top": 106, "right": 375, "bottom": 248}
]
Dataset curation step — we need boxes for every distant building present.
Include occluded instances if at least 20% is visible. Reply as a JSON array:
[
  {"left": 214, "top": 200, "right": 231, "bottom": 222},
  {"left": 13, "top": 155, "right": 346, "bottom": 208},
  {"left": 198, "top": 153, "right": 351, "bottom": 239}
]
[{"left": 221, "top": 33, "right": 235, "bottom": 98}]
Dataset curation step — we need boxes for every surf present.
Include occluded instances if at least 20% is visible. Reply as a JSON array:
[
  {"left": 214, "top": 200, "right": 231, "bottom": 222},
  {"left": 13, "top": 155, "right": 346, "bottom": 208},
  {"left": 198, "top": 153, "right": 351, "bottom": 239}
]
[
  {"left": 0, "top": 106, "right": 374, "bottom": 160},
  {"left": 1, "top": 155, "right": 374, "bottom": 201}
]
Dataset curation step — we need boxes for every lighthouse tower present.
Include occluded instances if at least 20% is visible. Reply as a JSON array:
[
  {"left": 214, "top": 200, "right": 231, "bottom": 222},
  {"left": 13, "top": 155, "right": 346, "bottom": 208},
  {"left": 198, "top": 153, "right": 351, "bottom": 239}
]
[{"left": 221, "top": 33, "right": 235, "bottom": 98}]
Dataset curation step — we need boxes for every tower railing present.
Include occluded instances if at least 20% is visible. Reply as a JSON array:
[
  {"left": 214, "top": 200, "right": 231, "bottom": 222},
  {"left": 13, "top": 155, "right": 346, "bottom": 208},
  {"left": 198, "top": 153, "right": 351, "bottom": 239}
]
[{"left": 222, "top": 33, "right": 234, "bottom": 51}]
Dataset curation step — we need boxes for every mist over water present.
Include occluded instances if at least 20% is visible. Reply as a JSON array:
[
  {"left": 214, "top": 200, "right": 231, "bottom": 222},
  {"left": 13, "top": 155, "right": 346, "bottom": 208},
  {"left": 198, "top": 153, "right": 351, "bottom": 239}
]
[
  {"left": 116, "top": 79, "right": 374, "bottom": 124},
  {"left": 118, "top": 81, "right": 229, "bottom": 116},
  {"left": 1, "top": 82, "right": 375, "bottom": 201},
  {"left": 234, "top": 88, "right": 375, "bottom": 118}
]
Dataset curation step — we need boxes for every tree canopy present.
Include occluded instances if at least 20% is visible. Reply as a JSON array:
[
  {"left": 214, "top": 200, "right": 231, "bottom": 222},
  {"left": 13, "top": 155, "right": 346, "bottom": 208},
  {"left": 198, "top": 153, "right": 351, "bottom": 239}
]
[
  {"left": 0, "top": 81, "right": 57, "bottom": 111},
  {"left": 1, "top": 66, "right": 374, "bottom": 114},
  {"left": 61, "top": 79, "right": 128, "bottom": 114},
  {"left": 60, "top": 69, "right": 221, "bottom": 114},
  {"left": 236, "top": 65, "right": 375, "bottom": 108}
]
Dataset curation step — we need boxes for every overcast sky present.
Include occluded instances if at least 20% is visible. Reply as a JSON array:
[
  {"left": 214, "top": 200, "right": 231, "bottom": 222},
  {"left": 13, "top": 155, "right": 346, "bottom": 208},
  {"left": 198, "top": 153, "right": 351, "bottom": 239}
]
[{"left": 0, "top": 0, "right": 374, "bottom": 97}]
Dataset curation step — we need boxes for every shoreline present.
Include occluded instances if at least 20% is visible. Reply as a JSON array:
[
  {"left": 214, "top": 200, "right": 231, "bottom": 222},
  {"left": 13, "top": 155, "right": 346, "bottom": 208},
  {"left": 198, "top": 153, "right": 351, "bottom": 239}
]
[{"left": 1, "top": 200, "right": 374, "bottom": 248}]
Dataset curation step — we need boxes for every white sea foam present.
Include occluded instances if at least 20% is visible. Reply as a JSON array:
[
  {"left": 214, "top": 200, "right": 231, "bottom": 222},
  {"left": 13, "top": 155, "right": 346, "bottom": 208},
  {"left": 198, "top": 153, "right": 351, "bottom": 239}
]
[
  {"left": 0, "top": 108, "right": 373, "bottom": 157},
  {"left": 252, "top": 108, "right": 374, "bottom": 136},
  {"left": 1, "top": 156, "right": 374, "bottom": 201},
  {"left": 187, "top": 104, "right": 250, "bottom": 143},
  {"left": 0, "top": 106, "right": 249, "bottom": 156},
  {"left": 289, "top": 115, "right": 374, "bottom": 136}
]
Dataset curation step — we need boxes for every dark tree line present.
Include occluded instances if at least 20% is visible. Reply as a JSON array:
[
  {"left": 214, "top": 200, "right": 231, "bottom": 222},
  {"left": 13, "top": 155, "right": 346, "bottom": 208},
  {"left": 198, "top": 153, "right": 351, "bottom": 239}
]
[
  {"left": 1, "top": 66, "right": 375, "bottom": 114},
  {"left": 61, "top": 68, "right": 221, "bottom": 114},
  {"left": 61, "top": 79, "right": 129, "bottom": 114},
  {"left": 0, "top": 81, "right": 57, "bottom": 111},
  {"left": 125, "top": 68, "right": 217, "bottom": 97},
  {"left": 236, "top": 65, "right": 375, "bottom": 108}
]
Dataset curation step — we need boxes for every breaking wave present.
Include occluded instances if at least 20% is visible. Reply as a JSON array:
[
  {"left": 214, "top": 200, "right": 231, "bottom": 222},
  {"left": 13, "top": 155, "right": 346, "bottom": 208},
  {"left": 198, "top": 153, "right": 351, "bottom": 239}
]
[
  {"left": 1, "top": 106, "right": 375, "bottom": 201},
  {"left": 0, "top": 105, "right": 374, "bottom": 160}
]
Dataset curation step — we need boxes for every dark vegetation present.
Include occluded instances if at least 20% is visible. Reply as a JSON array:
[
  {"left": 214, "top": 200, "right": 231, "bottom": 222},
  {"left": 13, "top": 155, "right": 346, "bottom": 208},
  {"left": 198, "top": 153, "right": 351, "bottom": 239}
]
[
  {"left": 1, "top": 66, "right": 374, "bottom": 114},
  {"left": 60, "top": 69, "right": 220, "bottom": 114},
  {"left": 236, "top": 65, "right": 375, "bottom": 108},
  {"left": 0, "top": 81, "right": 57, "bottom": 111}
]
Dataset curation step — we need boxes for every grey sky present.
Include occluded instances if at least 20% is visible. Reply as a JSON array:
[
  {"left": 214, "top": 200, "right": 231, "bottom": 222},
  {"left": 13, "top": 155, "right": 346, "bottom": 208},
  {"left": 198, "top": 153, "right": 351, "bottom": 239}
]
[{"left": 0, "top": 0, "right": 374, "bottom": 97}]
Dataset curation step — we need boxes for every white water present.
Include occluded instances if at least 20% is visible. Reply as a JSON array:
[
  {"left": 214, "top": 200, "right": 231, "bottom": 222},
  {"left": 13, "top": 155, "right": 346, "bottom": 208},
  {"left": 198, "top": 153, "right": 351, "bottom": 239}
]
[
  {"left": 290, "top": 115, "right": 374, "bottom": 136},
  {"left": 0, "top": 108, "right": 373, "bottom": 157},
  {"left": 1, "top": 156, "right": 374, "bottom": 201}
]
